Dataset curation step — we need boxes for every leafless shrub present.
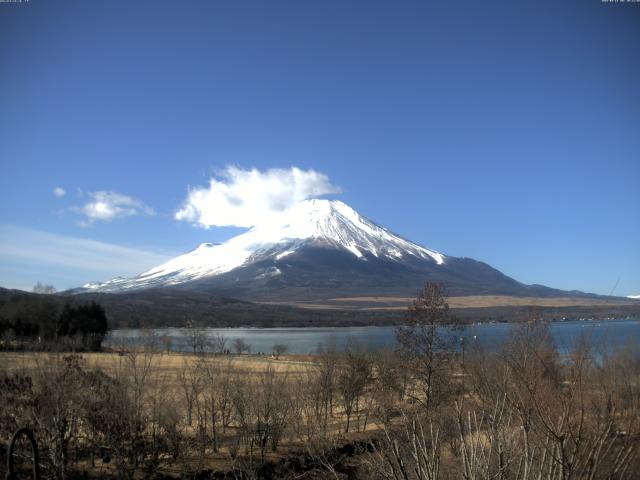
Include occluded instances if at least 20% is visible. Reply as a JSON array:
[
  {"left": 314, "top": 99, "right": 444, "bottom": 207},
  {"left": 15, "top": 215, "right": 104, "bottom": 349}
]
[{"left": 368, "top": 413, "right": 441, "bottom": 480}]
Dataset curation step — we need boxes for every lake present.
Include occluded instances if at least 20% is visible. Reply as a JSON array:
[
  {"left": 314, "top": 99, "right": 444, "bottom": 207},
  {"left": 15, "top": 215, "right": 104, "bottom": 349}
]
[{"left": 106, "top": 318, "right": 640, "bottom": 354}]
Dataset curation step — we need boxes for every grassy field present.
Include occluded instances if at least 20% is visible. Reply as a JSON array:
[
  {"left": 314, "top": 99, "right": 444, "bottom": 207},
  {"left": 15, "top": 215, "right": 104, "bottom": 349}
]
[
  {"left": 264, "top": 294, "right": 639, "bottom": 310},
  {"left": 0, "top": 350, "right": 314, "bottom": 375},
  {"left": 2, "top": 321, "right": 638, "bottom": 479},
  {"left": 0, "top": 348, "right": 389, "bottom": 478}
]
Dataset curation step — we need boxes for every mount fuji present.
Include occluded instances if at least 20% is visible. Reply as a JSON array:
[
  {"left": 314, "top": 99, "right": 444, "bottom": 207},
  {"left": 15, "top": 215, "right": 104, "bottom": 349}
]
[{"left": 76, "top": 199, "right": 574, "bottom": 301}]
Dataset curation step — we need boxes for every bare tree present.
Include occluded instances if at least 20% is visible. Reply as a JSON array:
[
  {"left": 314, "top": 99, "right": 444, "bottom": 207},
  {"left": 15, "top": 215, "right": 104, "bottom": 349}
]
[
  {"left": 254, "top": 366, "right": 292, "bottom": 459},
  {"left": 230, "top": 374, "right": 254, "bottom": 460},
  {"left": 80, "top": 344, "right": 163, "bottom": 479},
  {"left": 294, "top": 369, "right": 326, "bottom": 441},
  {"left": 197, "top": 357, "right": 235, "bottom": 453},
  {"left": 33, "top": 354, "right": 86, "bottom": 480},
  {"left": 372, "top": 347, "right": 407, "bottom": 425},
  {"left": 185, "top": 320, "right": 207, "bottom": 355},
  {"left": 272, "top": 343, "right": 288, "bottom": 359},
  {"left": 177, "top": 359, "right": 202, "bottom": 426},
  {"left": 210, "top": 333, "right": 227, "bottom": 355},
  {"left": 466, "top": 315, "right": 640, "bottom": 480},
  {"left": 396, "top": 282, "right": 457, "bottom": 413},
  {"left": 337, "top": 344, "right": 372, "bottom": 432},
  {"left": 315, "top": 341, "right": 338, "bottom": 437},
  {"left": 232, "top": 338, "right": 250, "bottom": 355},
  {"left": 160, "top": 335, "right": 173, "bottom": 355},
  {"left": 141, "top": 329, "right": 160, "bottom": 353}
]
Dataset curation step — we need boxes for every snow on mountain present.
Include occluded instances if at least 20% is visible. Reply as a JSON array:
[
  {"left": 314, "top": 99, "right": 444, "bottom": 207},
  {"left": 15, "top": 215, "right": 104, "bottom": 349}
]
[
  {"left": 628, "top": 294, "right": 640, "bottom": 300},
  {"left": 80, "top": 199, "right": 445, "bottom": 293}
]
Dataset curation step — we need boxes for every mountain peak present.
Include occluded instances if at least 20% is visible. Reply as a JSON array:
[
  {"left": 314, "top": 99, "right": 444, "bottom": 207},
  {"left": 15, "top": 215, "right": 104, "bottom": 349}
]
[
  {"left": 263, "top": 199, "right": 358, "bottom": 228},
  {"left": 79, "top": 199, "right": 446, "bottom": 293},
  {"left": 255, "top": 199, "right": 444, "bottom": 262},
  {"left": 287, "top": 198, "right": 352, "bottom": 214},
  {"left": 289, "top": 197, "right": 344, "bottom": 209}
]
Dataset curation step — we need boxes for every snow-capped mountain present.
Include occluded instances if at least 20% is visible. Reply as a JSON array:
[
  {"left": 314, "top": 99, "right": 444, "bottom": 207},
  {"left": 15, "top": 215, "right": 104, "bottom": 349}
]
[
  {"left": 628, "top": 294, "right": 640, "bottom": 300},
  {"left": 80, "top": 200, "right": 443, "bottom": 290},
  {"left": 76, "top": 199, "right": 567, "bottom": 300}
]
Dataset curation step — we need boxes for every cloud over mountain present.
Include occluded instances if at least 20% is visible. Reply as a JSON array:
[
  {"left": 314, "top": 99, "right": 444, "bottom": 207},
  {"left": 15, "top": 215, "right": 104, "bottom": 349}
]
[{"left": 175, "top": 166, "right": 341, "bottom": 228}]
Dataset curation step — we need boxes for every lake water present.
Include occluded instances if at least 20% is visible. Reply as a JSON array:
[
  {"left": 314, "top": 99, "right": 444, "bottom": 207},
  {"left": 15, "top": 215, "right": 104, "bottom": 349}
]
[{"left": 106, "top": 319, "right": 640, "bottom": 354}]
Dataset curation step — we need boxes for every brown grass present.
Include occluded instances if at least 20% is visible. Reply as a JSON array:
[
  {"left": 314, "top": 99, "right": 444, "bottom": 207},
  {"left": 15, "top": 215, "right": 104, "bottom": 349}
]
[
  {"left": 0, "top": 349, "right": 382, "bottom": 476},
  {"left": 0, "top": 351, "right": 314, "bottom": 375},
  {"left": 263, "top": 295, "right": 636, "bottom": 310}
]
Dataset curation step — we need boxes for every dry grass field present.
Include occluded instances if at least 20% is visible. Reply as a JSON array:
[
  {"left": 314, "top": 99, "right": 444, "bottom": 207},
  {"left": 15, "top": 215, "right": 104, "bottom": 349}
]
[
  {"left": 264, "top": 294, "right": 638, "bottom": 311},
  {"left": 0, "top": 348, "right": 390, "bottom": 478},
  {"left": 2, "top": 313, "right": 639, "bottom": 479},
  {"left": 0, "top": 350, "right": 314, "bottom": 376}
]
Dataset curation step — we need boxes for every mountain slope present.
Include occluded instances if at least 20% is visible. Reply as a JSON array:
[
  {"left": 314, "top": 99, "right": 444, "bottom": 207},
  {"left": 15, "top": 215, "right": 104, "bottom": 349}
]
[{"left": 76, "top": 199, "right": 587, "bottom": 301}]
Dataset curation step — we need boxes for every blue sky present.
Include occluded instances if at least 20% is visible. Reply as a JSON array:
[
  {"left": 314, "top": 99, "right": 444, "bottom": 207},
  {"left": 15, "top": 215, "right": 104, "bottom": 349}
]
[{"left": 0, "top": 0, "right": 638, "bottom": 295}]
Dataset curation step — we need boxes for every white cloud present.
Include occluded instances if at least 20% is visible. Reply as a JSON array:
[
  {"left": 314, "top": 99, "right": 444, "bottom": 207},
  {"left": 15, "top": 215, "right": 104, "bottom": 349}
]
[
  {"left": 0, "top": 224, "right": 176, "bottom": 290},
  {"left": 175, "top": 166, "right": 341, "bottom": 228},
  {"left": 53, "top": 187, "right": 66, "bottom": 198},
  {"left": 71, "top": 191, "right": 155, "bottom": 226}
]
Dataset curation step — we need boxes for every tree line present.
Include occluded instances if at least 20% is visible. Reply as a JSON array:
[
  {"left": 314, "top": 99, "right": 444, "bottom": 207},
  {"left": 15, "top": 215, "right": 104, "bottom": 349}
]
[{"left": 0, "top": 291, "right": 108, "bottom": 351}]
